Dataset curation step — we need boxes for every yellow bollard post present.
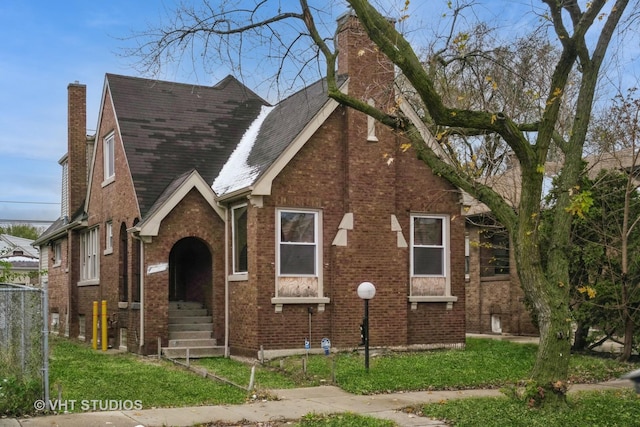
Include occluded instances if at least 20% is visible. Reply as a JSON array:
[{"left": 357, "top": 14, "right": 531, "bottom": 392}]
[
  {"left": 92, "top": 301, "right": 98, "bottom": 350},
  {"left": 101, "top": 300, "right": 108, "bottom": 351}
]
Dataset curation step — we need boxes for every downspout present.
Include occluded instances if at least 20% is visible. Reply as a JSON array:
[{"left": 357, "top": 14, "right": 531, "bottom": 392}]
[
  {"left": 139, "top": 239, "right": 145, "bottom": 352},
  {"left": 129, "top": 228, "right": 145, "bottom": 353},
  {"left": 223, "top": 205, "right": 230, "bottom": 357}
]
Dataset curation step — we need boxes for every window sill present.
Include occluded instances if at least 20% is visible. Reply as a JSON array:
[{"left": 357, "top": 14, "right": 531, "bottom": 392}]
[
  {"left": 52, "top": 262, "right": 62, "bottom": 268},
  {"left": 228, "top": 273, "right": 248, "bottom": 282},
  {"left": 409, "top": 295, "right": 458, "bottom": 310},
  {"left": 480, "top": 274, "right": 511, "bottom": 282},
  {"left": 104, "top": 248, "right": 113, "bottom": 256},
  {"left": 271, "top": 297, "right": 330, "bottom": 313},
  {"left": 101, "top": 176, "right": 115, "bottom": 188},
  {"left": 78, "top": 279, "right": 99, "bottom": 287}
]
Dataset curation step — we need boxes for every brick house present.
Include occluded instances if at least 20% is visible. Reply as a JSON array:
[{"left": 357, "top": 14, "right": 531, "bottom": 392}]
[
  {"left": 462, "top": 165, "right": 538, "bottom": 336},
  {"left": 35, "top": 13, "right": 466, "bottom": 358}
]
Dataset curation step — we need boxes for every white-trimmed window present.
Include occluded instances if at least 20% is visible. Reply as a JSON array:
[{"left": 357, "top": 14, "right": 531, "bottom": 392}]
[
  {"left": 53, "top": 242, "right": 62, "bottom": 267},
  {"left": 465, "top": 234, "right": 470, "bottom": 280},
  {"left": 278, "top": 209, "right": 318, "bottom": 276},
  {"left": 411, "top": 215, "right": 446, "bottom": 276},
  {"left": 232, "top": 204, "right": 248, "bottom": 274},
  {"left": 271, "top": 208, "right": 328, "bottom": 311},
  {"left": 80, "top": 227, "right": 99, "bottom": 282},
  {"left": 409, "top": 214, "right": 457, "bottom": 308},
  {"left": 104, "top": 221, "right": 113, "bottom": 255},
  {"left": 367, "top": 98, "right": 378, "bottom": 142},
  {"left": 104, "top": 133, "right": 115, "bottom": 181}
]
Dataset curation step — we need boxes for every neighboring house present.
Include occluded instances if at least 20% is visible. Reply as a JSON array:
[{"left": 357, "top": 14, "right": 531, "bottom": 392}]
[
  {"left": 35, "top": 12, "right": 467, "bottom": 357},
  {"left": 462, "top": 164, "right": 538, "bottom": 336},
  {"left": 463, "top": 147, "right": 640, "bottom": 337},
  {"left": 0, "top": 234, "right": 38, "bottom": 258},
  {"left": 0, "top": 234, "right": 39, "bottom": 285}
]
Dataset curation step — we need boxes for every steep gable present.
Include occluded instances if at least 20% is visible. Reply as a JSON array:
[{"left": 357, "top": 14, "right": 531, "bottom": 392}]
[
  {"left": 214, "top": 76, "right": 347, "bottom": 198},
  {"left": 105, "top": 74, "right": 269, "bottom": 217}
]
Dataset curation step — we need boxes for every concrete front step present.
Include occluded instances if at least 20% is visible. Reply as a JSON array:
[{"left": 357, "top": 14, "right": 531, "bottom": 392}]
[
  {"left": 169, "top": 323, "right": 214, "bottom": 332},
  {"left": 168, "top": 338, "right": 217, "bottom": 347},
  {"left": 169, "top": 330, "right": 213, "bottom": 340},
  {"left": 162, "top": 346, "right": 225, "bottom": 358},
  {"left": 168, "top": 316, "right": 213, "bottom": 324},
  {"left": 168, "top": 301, "right": 203, "bottom": 310},
  {"left": 168, "top": 308, "right": 208, "bottom": 317}
]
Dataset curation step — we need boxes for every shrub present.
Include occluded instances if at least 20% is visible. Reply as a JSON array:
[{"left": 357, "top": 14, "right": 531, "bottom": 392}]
[{"left": 0, "top": 374, "right": 42, "bottom": 417}]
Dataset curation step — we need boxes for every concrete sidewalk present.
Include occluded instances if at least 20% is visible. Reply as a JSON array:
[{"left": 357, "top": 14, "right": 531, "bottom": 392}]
[{"left": 2, "top": 379, "right": 634, "bottom": 427}]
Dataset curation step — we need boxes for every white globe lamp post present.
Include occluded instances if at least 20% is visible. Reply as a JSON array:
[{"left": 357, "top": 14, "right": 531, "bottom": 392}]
[{"left": 357, "top": 281, "right": 376, "bottom": 371}]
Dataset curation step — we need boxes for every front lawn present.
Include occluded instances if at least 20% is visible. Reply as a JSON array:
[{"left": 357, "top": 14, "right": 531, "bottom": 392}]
[
  {"left": 48, "top": 337, "right": 247, "bottom": 411},
  {"left": 41, "top": 335, "right": 639, "bottom": 427},
  {"left": 262, "top": 338, "right": 635, "bottom": 394}
]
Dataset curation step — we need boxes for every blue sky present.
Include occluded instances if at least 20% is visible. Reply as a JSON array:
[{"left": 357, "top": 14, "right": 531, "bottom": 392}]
[
  {"left": 0, "top": 1, "right": 637, "bottom": 224},
  {"left": 0, "top": 1, "right": 183, "bottom": 223}
]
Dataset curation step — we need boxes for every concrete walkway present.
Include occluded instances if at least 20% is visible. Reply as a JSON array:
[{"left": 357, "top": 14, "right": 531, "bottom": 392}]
[{"left": 2, "top": 379, "right": 634, "bottom": 427}]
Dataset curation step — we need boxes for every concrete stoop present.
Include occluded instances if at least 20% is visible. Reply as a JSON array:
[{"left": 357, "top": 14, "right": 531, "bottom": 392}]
[{"left": 162, "top": 301, "right": 224, "bottom": 359}]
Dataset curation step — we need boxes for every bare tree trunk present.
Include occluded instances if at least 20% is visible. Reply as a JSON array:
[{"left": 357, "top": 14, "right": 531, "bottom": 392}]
[
  {"left": 572, "top": 320, "right": 590, "bottom": 351},
  {"left": 620, "top": 313, "right": 634, "bottom": 362},
  {"left": 513, "top": 228, "right": 572, "bottom": 406}
]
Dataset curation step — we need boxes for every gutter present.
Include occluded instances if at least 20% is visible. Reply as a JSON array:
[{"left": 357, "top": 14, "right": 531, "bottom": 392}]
[{"left": 32, "top": 218, "right": 86, "bottom": 247}]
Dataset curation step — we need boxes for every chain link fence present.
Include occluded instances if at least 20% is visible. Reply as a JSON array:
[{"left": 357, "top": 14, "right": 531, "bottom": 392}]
[{"left": 0, "top": 283, "right": 47, "bottom": 414}]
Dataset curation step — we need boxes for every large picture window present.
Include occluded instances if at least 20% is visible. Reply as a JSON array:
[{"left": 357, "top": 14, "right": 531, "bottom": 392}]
[
  {"left": 232, "top": 204, "right": 248, "bottom": 274},
  {"left": 80, "top": 227, "right": 99, "bottom": 282},
  {"left": 278, "top": 210, "right": 317, "bottom": 276}
]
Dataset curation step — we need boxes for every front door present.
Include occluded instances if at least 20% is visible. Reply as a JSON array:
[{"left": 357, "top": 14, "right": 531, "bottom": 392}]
[{"left": 168, "top": 237, "right": 212, "bottom": 303}]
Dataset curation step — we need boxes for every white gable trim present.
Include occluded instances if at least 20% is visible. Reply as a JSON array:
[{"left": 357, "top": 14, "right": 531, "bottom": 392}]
[
  {"left": 251, "top": 80, "right": 348, "bottom": 196},
  {"left": 398, "top": 98, "right": 452, "bottom": 164},
  {"left": 137, "top": 170, "right": 225, "bottom": 237}
]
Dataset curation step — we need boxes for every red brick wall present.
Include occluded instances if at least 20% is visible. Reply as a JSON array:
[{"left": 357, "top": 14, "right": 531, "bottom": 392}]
[
  {"left": 46, "top": 237, "right": 69, "bottom": 335},
  {"left": 79, "top": 88, "right": 143, "bottom": 349},
  {"left": 465, "top": 224, "right": 537, "bottom": 335},
  {"left": 143, "top": 189, "right": 224, "bottom": 354},
  {"left": 236, "top": 107, "right": 465, "bottom": 352}
]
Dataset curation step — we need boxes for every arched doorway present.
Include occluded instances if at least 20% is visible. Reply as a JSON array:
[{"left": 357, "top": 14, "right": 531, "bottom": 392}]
[{"left": 168, "top": 238, "right": 212, "bottom": 304}]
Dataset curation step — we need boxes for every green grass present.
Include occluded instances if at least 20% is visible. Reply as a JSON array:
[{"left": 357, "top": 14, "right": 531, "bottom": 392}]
[
  {"left": 420, "top": 389, "right": 640, "bottom": 427},
  {"left": 194, "top": 357, "right": 297, "bottom": 390},
  {"left": 262, "top": 338, "right": 635, "bottom": 394},
  {"left": 46, "top": 336, "right": 640, "bottom": 426},
  {"left": 49, "top": 337, "right": 246, "bottom": 411},
  {"left": 294, "top": 412, "right": 395, "bottom": 426}
]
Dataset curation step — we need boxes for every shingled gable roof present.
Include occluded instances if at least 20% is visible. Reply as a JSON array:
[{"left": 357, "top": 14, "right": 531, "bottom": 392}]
[
  {"left": 213, "top": 75, "right": 348, "bottom": 198},
  {"left": 137, "top": 169, "right": 225, "bottom": 237},
  {"left": 104, "top": 73, "right": 269, "bottom": 218}
]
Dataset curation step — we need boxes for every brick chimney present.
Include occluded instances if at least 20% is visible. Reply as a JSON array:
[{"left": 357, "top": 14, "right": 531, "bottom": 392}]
[
  {"left": 67, "top": 82, "right": 88, "bottom": 218},
  {"left": 336, "top": 10, "right": 395, "bottom": 109}
]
